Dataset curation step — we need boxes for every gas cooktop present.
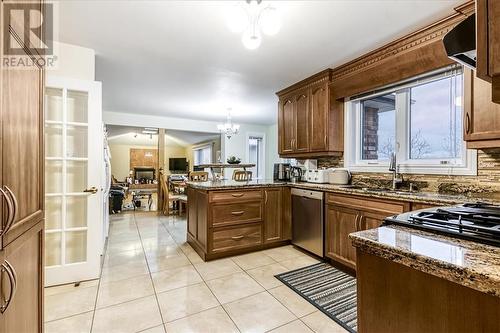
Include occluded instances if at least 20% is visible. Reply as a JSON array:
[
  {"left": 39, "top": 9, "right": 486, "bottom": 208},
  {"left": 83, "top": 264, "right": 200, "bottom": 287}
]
[{"left": 384, "top": 203, "right": 500, "bottom": 247}]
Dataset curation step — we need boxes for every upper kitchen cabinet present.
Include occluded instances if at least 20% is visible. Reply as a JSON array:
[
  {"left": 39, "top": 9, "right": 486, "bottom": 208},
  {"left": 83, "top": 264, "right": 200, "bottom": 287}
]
[
  {"left": 476, "top": 0, "right": 500, "bottom": 103},
  {"left": 276, "top": 70, "right": 343, "bottom": 158},
  {"left": 463, "top": 69, "right": 500, "bottom": 148}
]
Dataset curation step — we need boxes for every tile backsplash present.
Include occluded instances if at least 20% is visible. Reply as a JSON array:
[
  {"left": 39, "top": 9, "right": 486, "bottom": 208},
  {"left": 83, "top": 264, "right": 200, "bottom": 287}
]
[{"left": 316, "top": 149, "right": 500, "bottom": 194}]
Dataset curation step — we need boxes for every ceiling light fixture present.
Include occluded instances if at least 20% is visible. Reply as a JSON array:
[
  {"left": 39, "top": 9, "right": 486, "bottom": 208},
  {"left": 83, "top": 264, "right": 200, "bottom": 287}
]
[
  {"left": 226, "top": 0, "right": 281, "bottom": 50},
  {"left": 217, "top": 108, "right": 240, "bottom": 139}
]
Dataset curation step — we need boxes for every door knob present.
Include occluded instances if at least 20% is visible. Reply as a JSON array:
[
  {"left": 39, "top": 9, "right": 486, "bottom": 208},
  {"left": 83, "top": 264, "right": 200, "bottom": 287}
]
[{"left": 83, "top": 187, "right": 98, "bottom": 194}]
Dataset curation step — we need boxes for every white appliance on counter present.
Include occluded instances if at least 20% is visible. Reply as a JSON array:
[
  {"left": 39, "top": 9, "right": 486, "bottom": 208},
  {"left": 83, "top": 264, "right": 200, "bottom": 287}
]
[
  {"left": 306, "top": 169, "right": 330, "bottom": 183},
  {"left": 328, "top": 168, "right": 351, "bottom": 185},
  {"left": 296, "top": 159, "right": 317, "bottom": 182}
]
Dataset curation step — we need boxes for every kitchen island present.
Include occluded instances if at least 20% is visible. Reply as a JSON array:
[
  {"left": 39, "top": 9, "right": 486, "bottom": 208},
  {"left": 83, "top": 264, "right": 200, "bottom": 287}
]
[
  {"left": 350, "top": 226, "right": 500, "bottom": 333},
  {"left": 186, "top": 180, "right": 292, "bottom": 261}
]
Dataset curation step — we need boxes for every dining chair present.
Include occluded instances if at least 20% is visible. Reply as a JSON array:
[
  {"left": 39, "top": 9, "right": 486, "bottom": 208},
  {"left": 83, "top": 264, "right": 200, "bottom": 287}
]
[
  {"left": 188, "top": 171, "right": 209, "bottom": 182},
  {"left": 232, "top": 170, "right": 252, "bottom": 181}
]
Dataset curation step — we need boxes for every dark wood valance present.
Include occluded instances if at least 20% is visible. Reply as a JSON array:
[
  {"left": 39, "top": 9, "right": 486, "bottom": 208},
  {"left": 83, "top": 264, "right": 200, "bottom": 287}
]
[{"left": 329, "top": 1, "right": 474, "bottom": 100}]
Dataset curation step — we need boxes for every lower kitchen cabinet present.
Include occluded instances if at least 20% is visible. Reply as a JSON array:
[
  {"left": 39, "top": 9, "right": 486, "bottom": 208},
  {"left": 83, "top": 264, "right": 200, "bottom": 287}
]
[
  {"left": 187, "top": 187, "right": 290, "bottom": 260},
  {"left": 263, "top": 187, "right": 283, "bottom": 243},
  {"left": 325, "top": 193, "right": 409, "bottom": 270},
  {"left": 325, "top": 204, "right": 359, "bottom": 269},
  {"left": 1, "top": 220, "right": 44, "bottom": 333}
]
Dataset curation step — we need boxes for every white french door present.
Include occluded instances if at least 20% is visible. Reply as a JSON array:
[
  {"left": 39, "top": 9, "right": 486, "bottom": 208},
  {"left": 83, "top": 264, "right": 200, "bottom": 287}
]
[{"left": 44, "top": 76, "right": 103, "bottom": 286}]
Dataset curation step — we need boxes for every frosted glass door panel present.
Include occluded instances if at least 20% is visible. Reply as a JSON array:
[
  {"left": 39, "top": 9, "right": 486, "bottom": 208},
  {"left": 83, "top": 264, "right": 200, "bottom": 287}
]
[
  {"left": 45, "top": 233, "right": 62, "bottom": 266},
  {"left": 66, "top": 196, "right": 87, "bottom": 228},
  {"left": 45, "top": 196, "right": 63, "bottom": 230},
  {"left": 65, "top": 230, "right": 87, "bottom": 264},
  {"left": 67, "top": 90, "right": 88, "bottom": 123},
  {"left": 66, "top": 126, "right": 88, "bottom": 158},
  {"left": 66, "top": 161, "right": 87, "bottom": 193},
  {"left": 45, "top": 161, "right": 63, "bottom": 193},
  {"left": 46, "top": 88, "right": 63, "bottom": 121},
  {"left": 45, "top": 124, "right": 63, "bottom": 158}
]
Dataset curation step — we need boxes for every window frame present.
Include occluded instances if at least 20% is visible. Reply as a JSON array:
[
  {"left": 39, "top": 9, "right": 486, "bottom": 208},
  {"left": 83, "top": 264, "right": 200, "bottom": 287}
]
[
  {"left": 245, "top": 132, "right": 266, "bottom": 180},
  {"left": 193, "top": 143, "right": 213, "bottom": 166},
  {"left": 344, "top": 67, "right": 477, "bottom": 176}
]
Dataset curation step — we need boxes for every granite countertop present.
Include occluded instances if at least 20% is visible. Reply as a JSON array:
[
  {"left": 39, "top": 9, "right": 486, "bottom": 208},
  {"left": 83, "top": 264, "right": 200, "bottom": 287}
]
[
  {"left": 350, "top": 225, "right": 500, "bottom": 297},
  {"left": 187, "top": 179, "right": 289, "bottom": 190},
  {"left": 187, "top": 179, "right": 500, "bottom": 205}
]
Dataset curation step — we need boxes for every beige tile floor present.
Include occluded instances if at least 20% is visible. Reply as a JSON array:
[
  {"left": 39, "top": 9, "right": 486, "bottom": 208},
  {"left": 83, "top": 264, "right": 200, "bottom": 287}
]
[{"left": 44, "top": 212, "right": 348, "bottom": 333}]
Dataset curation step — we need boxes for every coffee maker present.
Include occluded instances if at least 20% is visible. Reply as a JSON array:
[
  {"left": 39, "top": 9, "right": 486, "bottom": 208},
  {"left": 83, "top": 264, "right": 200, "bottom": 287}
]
[{"left": 273, "top": 163, "right": 291, "bottom": 181}]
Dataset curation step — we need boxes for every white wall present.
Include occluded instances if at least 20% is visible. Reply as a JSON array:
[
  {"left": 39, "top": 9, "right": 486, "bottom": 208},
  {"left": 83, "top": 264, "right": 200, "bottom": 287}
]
[
  {"left": 265, "top": 123, "right": 281, "bottom": 179},
  {"left": 48, "top": 42, "right": 95, "bottom": 81},
  {"left": 221, "top": 123, "right": 280, "bottom": 179},
  {"left": 109, "top": 143, "right": 157, "bottom": 180}
]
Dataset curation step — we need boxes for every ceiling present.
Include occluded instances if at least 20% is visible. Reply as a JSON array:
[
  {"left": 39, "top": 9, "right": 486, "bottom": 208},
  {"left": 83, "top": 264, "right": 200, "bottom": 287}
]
[
  {"left": 107, "top": 125, "right": 220, "bottom": 147},
  {"left": 59, "top": 0, "right": 463, "bottom": 125}
]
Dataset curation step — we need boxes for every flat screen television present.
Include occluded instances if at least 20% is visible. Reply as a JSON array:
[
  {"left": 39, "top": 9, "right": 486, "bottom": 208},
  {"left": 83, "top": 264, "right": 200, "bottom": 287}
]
[{"left": 169, "top": 158, "right": 187, "bottom": 171}]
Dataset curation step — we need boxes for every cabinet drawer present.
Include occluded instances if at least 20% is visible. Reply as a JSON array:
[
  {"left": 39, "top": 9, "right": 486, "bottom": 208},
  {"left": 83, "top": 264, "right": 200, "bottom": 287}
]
[
  {"left": 211, "top": 201, "right": 262, "bottom": 226},
  {"left": 209, "top": 190, "right": 262, "bottom": 203},
  {"left": 211, "top": 224, "right": 262, "bottom": 253},
  {"left": 327, "top": 193, "right": 407, "bottom": 215}
]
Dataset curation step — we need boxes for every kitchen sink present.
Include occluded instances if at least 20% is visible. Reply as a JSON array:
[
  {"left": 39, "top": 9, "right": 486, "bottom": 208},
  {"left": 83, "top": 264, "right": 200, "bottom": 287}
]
[{"left": 339, "top": 185, "right": 416, "bottom": 195}]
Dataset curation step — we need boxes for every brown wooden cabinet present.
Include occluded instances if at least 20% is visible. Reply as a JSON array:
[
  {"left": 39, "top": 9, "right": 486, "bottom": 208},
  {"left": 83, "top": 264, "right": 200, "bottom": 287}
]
[
  {"left": 1, "top": 224, "right": 44, "bottom": 333},
  {"left": 276, "top": 70, "right": 343, "bottom": 158},
  {"left": 187, "top": 187, "right": 290, "bottom": 260},
  {"left": 325, "top": 204, "right": 358, "bottom": 269},
  {"left": 279, "top": 98, "right": 295, "bottom": 154},
  {"left": 263, "top": 188, "right": 283, "bottom": 243},
  {"left": 325, "top": 193, "right": 409, "bottom": 270},
  {"left": 309, "top": 83, "right": 329, "bottom": 152},
  {"left": 294, "top": 91, "right": 309, "bottom": 152},
  {"left": 476, "top": 0, "right": 500, "bottom": 104},
  {"left": 0, "top": 1, "right": 45, "bottom": 331},
  {"left": 464, "top": 69, "right": 500, "bottom": 148}
]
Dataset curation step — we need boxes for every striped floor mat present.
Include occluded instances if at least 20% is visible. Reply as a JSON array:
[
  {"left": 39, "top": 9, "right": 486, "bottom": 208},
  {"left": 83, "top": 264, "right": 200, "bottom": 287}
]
[{"left": 275, "top": 262, "right": 357, "bottom": 333}]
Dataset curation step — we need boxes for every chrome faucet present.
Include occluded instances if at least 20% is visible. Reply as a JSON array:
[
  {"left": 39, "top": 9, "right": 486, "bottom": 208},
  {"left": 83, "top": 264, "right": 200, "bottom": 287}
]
[{"left": 389, "top": 153, "right": 403, "bottom": 190}]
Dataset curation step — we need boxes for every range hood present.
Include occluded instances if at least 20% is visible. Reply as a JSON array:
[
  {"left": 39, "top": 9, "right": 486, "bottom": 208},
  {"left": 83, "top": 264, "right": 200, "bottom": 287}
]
[{"left": 443, "top": 14, "right": 476, "bottom": 69}]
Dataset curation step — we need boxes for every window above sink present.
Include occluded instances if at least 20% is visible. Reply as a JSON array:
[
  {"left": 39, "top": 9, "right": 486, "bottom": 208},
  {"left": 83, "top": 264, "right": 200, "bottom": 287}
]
[{"left": 344, "top": 64, "right": 477, "bottom": 176}]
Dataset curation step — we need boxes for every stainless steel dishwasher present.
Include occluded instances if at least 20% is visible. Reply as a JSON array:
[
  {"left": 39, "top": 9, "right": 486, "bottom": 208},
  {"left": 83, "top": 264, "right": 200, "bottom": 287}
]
[{"left": 291, "top": 188, "right": 324, "bottom": 257}]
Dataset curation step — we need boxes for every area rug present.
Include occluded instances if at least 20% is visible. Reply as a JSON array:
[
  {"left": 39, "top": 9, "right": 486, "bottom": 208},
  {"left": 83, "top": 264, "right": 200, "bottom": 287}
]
[{"left": 275, "top": 262, "right": 357, "bottom": 333}]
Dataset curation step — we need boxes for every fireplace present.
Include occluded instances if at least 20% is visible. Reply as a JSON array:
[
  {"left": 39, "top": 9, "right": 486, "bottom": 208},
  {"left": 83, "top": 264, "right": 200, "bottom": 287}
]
[{"left": 134, "top": 167, "right": 155, "bottom": 183}]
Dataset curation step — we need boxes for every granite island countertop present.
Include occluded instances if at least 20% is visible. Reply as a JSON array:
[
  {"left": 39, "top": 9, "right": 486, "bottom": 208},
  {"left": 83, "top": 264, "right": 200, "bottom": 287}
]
[
  {"left": 187, "top": 179, "right": 500, "bottom": 206},
  {"left": 350, "top": 225, "right": 500, "bottom": 297}
]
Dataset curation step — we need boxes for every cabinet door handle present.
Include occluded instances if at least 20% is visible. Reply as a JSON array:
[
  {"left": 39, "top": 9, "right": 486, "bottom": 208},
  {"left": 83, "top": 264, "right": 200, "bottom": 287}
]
[
  {"left": 354, "top": 214, "right": 361, "bottom": 230},
  {"left": 231, "top": 211, "right": 245, "bottom": 216},
  {"left": 231, "top": 235, "right": 244, "bottom": 240},
  {"left": 0, "top": 186, "right": 16, "bottom": 237},
  {"left": 465, "top": 112, "right": 471, "bottom": 134},
  {"left": 264, "top": 191, "right": 268, "bottom": 204},
  {"left": 0, "top": 260, "right": 17, "bottom": 314},
  {"left": 231, "top": 193, "right": 244, "bottom": 198},
  {"left": 357, "top": 215, "right": 365, "bottom": 230},
  {"left": 324, "top": 135, "right": 327, "bottom": 148}
]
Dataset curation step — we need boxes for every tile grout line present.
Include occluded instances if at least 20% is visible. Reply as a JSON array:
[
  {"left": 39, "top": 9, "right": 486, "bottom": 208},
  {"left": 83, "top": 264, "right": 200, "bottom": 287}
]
[
  {"left": 163, "top": 214, "right": 242, "bottom": 331},
  {"left": 232, "top": 261, "right": 300, "bottom": 332},
  {"left": 189, "top": 260, "right": 242, "bottom": 333},
  {"left": 159, "top": 214, "right": 243, "bottom": 331},
  {"left": 88, "top": 215, "right": 134, "bottom": 333},
  {"left": 133, "top": 211, "right": 168, "bottom": 333}
]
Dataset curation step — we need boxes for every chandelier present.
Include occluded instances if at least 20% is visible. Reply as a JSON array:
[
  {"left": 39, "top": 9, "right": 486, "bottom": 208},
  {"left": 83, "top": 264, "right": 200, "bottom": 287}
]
[
  {"left": 226, "top": 0, "right": 281, "bottom": 50},
  {"left": 217, "top": 109, "right": 240, "bottom": 139}
]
